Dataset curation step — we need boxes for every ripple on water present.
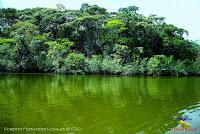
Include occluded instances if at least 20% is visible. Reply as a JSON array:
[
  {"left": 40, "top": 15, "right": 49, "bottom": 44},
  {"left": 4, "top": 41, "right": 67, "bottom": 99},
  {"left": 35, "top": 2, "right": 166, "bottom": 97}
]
[{"left": 167, "top": 102, "right": 200, "bottom": 134}]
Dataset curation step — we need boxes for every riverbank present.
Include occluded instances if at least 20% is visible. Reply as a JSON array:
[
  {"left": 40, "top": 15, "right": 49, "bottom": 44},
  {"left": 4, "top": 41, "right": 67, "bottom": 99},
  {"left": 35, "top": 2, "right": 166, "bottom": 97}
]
[{"left": 0, "top": 72, "right": 199, "bottom": 77}]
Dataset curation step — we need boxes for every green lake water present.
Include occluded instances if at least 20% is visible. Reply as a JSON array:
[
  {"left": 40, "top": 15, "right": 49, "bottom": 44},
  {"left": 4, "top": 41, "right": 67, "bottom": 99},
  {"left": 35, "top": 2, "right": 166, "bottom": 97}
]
[{"left": 0, "top": 74, "right": 200, "bottom": 134}]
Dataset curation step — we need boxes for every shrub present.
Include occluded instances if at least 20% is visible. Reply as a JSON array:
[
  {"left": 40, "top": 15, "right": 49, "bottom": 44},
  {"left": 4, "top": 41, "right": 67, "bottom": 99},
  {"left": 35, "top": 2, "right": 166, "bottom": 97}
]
[
  {"left": 101, "top": 56, "right": 122, "bottom": 74},
  {"left": 85, "top": 55, "right": 102, "bottom": 74},
  {"left": 147, "top": 55, "right": 174, "bottom": 76},
  {"left": 122, "top": 61, "right": 140, "bottom": 76},
  {"left": 122, "top": 58, "right": 148, "bottom": 76},
  {"left": 193, "top": 57, "right": 200, "bottom": 75},
  {"left": 61, "top": 52, "right": 85, "bottom": 74},
  {"left": 173, "top": 60, "right": 187, "bottom": 76},
  {"left": 113, "top": 44, "right": 130, "bottom": 64}
]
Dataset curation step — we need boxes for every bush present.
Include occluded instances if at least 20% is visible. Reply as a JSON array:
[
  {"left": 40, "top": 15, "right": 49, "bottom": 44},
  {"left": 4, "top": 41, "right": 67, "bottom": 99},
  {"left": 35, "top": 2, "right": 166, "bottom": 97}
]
[
  {"left": 60, "top": 52, "right": 85, "bottom": 74},
  {"left": 85, "top": 55, "right": 102, "bottom": 74},
  {"left": 173, "top": 58, "right": 200, "bottom": 76},
  {"left": 122, "top": 58, "right": 148, "bottom": 76},
  {"left": 138, "top": 58, "right": 148, "bottom": 75},
  {"left": 193, "top": 57, "right": 200, "bottom": 75},
  {"left": 147, "top": 55, "right": 174, "bottom": 76},
  {"left": 46, "top": 39, "right": 74, "bottom": 72},
  {"left": 101, "top": 56, "right": 122, "bottom": 74},
  {"left": 122, "top": 61, "right": 140, "bottom": 76},
  {"left": 183, "top": 59, "right": 200, "bottom": 76},
  {"left": 173, "top": 60, "right": 187, "bottom": 76},
  {"left": 0, "top": 38, "right": 16, "bottom": 72},
  {"left": 113, "top": 44, "right": 130, "bottom": 64}
]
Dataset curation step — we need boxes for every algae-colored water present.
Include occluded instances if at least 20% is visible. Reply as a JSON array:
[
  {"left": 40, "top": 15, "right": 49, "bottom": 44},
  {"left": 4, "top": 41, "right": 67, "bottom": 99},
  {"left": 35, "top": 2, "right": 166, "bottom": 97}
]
[{"left": 0, "top": 74, "right": 200, "bottom": 134}]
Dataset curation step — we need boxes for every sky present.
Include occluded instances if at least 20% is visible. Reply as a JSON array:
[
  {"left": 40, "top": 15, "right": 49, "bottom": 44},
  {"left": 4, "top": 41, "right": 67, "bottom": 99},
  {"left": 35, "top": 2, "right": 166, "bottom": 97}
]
[{"left": 0, "top": 0, "right": 199, "bottom": 40}]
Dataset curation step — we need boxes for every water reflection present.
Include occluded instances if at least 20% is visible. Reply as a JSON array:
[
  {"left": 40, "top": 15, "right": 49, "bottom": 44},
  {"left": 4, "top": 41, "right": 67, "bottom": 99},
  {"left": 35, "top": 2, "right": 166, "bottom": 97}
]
[{"left": 0, "top": 75, "right": 200, "bottom": 134}]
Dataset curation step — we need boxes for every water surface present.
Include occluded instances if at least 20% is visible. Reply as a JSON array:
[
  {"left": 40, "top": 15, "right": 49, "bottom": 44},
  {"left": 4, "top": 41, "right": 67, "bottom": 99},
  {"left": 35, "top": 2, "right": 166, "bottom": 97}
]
[{"left": 0, "top": 75, "right": 200, "bottom": 134}]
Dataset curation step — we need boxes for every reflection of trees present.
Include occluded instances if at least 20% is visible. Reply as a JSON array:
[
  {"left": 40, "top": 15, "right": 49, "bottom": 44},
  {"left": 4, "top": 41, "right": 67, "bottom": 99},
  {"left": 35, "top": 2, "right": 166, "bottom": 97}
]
[{"left": 0, "top": 75, "right": 200, "bottom": 133}]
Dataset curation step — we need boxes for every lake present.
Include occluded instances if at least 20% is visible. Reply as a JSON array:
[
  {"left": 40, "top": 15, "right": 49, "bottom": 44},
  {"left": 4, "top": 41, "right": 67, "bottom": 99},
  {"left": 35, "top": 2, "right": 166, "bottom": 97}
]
[{"left": 0, "top": 74, "right": 200, "bottom": 134}]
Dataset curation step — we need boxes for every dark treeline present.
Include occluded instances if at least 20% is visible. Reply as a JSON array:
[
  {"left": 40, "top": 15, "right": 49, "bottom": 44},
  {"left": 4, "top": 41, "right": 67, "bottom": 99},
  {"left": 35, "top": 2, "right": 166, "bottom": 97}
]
[{"left": 0, "top": 3, "right": 200, "bottom": 76}]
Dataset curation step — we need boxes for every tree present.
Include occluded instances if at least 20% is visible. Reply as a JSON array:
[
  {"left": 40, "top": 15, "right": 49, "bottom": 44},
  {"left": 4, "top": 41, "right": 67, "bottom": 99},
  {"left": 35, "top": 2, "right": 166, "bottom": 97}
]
[
  {"left": 62, "top": 52, "right": 85, "bottom": 74},
  {"left": 0, "top": 8, "right": 17, "bottom": 37},
  {"left": 56, "top": 4, "right": 66, "bottom": 11},
  {"left": 80, "top": 3, "right": 107, "bottom": 15},
  {"left": 0, "top": 4, "right": 199, "bottom": 75},
  {"left": 73, "top": 15, "right": 106, "bottom": 56},
  {"left": 118, "top": 6, "right": 139, "bottom": 13},
  {"left": 0, "top": 38, "right": 14, "bottom": 71},
  {"left": 46, "top": 39, "right": 74, "bottom": 72},
  {"left": 102, "top": 19, "right": 127, "bottom": 55}
]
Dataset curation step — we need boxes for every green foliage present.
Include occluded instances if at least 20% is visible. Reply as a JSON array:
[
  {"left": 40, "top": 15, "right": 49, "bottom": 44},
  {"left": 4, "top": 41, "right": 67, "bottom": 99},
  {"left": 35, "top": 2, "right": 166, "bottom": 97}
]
[
  {"left": 102, "top": 19, "right": 127, "bottom": 55},
  {"left": 104, "top": 19, "right": 126, "bottom": 31},
  {"left": 0, "top": 38, "right": 14, "bottom": 45},
  {"left": 85, "top": 55, "right": 102, "bottom": 74},
  {"left": 193, "top": 57, "right": 200, "bottom": 75},
  {"left": 0, "top": 8, "right": 17, "bottom": 27},
  {"left": 11, "top": 21, "right": 38, "bottom": 37},
  {"left": 163, "top": 38, "right": 198, "bottom": 60},
  {"left": 147, "top": 55, "right": 174, "bottom": 76},
  {"left": 80, "top": 3, "right": 107, "bottom": 15},
  {"left": 46, "top": 39, "right": 74, "bottom": 72},
  {"left": 0, "top": 38, "right": 13, "bottom": 71},
  {"left": 173, "top": 60, "right": 188, "bottom": 76},
  {"left": 0, "top": 4, "right": 199, "bottom": 76},
  {"left": 113, "top": 44, "right": 130, "bottom": 64},
  {"left": 122, "top": 58, "right": 148, "bottom": 76},
  {"left": 101, "top": 56, "right": 122, "bottom": 74},
  {"left": 118, "top": 6, "right": 139, "bottom": 13},
  {"left": 62, "top": 52, "right": 85, "bottom": 74},
  {"left": 74, "top": 15, "right": 105, "bottom": 56},
  {"left": 0, "top": 8, "right": 17, "bottom": 37}
]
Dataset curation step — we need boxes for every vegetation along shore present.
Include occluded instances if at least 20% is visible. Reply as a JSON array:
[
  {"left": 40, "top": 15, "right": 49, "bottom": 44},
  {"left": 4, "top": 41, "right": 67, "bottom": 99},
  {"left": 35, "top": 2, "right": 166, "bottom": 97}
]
[{"left": 0, "top": 3, "right": 199, "bottom": 76}]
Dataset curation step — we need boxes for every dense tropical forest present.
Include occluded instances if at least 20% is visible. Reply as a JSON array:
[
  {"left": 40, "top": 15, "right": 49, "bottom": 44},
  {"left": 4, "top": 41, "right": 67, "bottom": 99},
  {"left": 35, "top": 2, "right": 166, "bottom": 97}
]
[{"left": 0, "top": 3, "right": 199, "bottom": 76}]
